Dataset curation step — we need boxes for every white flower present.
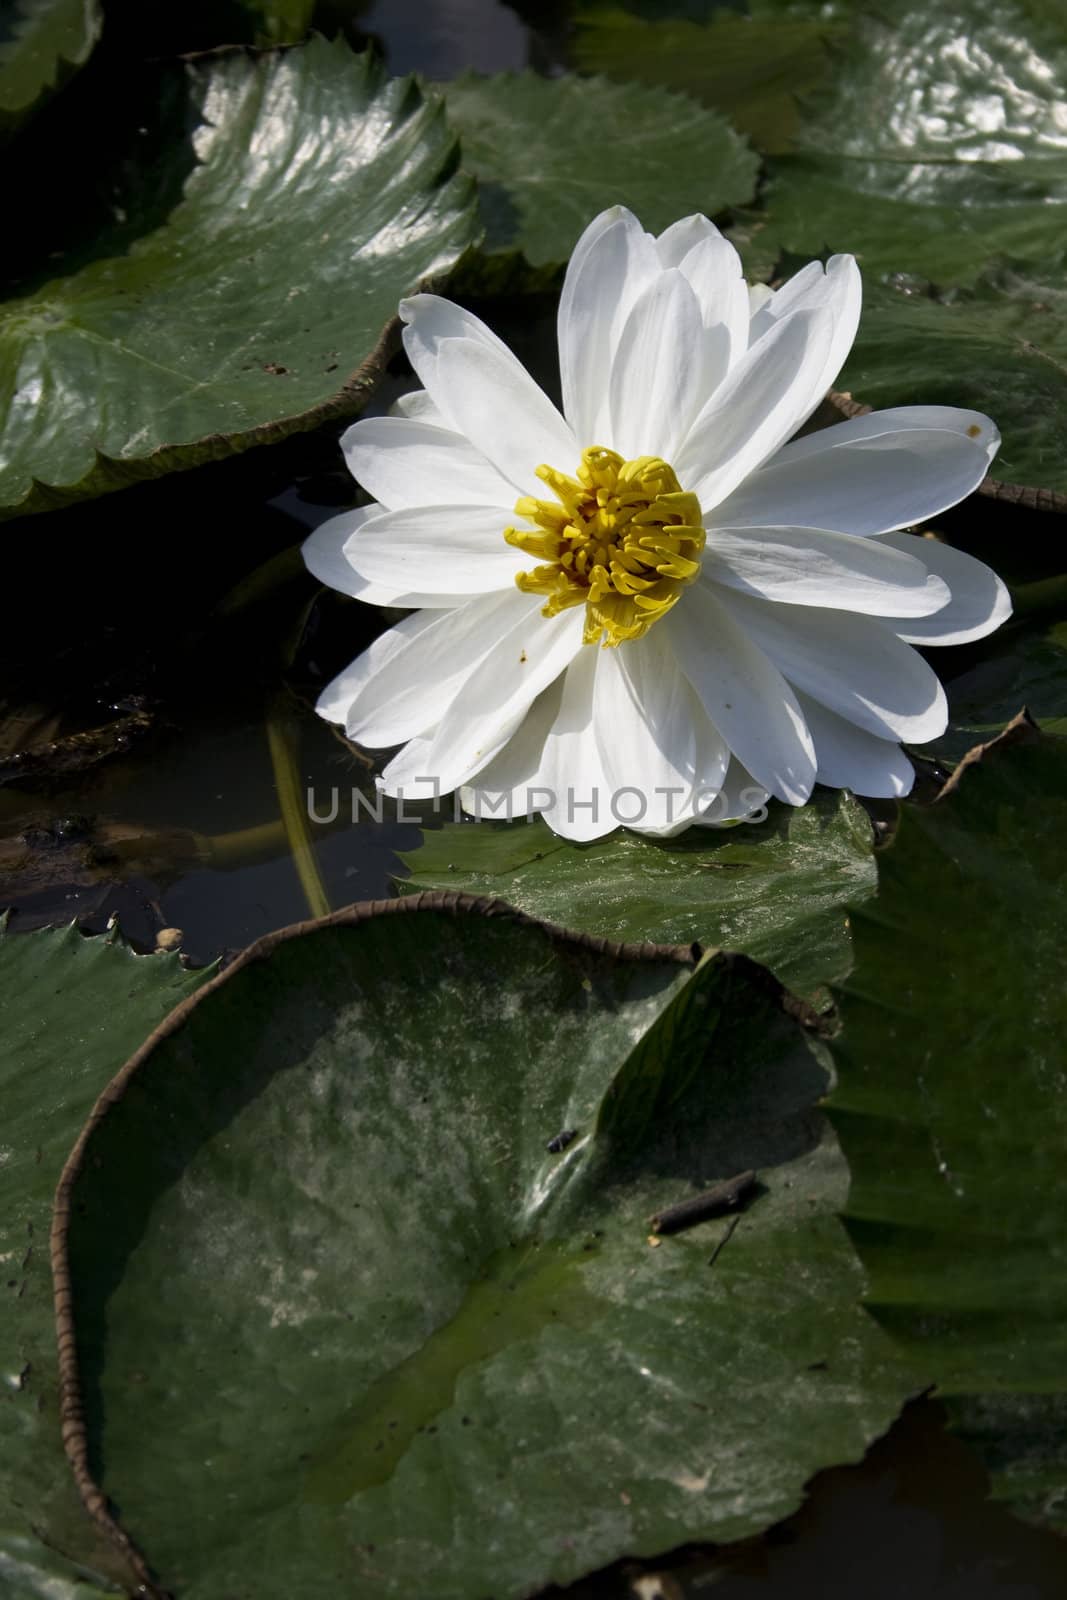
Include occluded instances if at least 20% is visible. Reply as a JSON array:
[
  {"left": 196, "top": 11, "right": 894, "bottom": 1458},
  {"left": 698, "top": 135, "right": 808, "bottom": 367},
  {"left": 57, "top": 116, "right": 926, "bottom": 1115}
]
[{"left": 304, "top": 206, "right": 1011, "bottom": 841}]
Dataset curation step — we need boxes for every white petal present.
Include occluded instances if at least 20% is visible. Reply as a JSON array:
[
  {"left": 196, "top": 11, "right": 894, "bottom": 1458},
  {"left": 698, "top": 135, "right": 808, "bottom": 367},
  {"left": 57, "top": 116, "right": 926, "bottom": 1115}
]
[
  {"left": 342, "top": 417, "right": 519, "bottom": 511},
  {"left": 534, "top": 649, "right": 619, "bottom": 842},
  {"left": 608, "top": 269, "right": 705, "bottom": 459},
  {"left": 703, "top": 524, "right": 950, "bottom": 617},
  {"left": 459, "top": 678, "right": 565, "bottom": 821},
  {"left": 432, "top": 337, "right": 577, "bottom": 496},
  {"left": 715, "top": 408, "right": 998, "bottom": 536},
  {"left": 655, "top": 214, "right": 724, "bottom": 266},
  {"left": 771, "top": 404, "right": 1000, "bottom": 472},
  {"left": 390, "top": 389, "right": 448, "bottom": 425},
  {"left": 876, "top": 532, "right": 1013, "bottom": 645},
  {"left": 303, "top": 506, "right": 374, "bottom": 595},
  {"left": 675, "top": 305, "right": 835, "bottom": 511},
  {"left": 385, "top": 605, "right": 586, "bottom": 797},
  {"left": 748, "top": 254, "right": 862, "bottom": 403},
  {"left": 336, "top": 591, "right": 533, "bottom": 747},
  {"left": 748, "top": 261, "right": 821, "bottom": 339},
  {"left": 557, "top": 207, "right": 659, "bottom": 443},
  {"left": 692, "top": 757, "right": 770, "bottom": 827},
  {"left": 722, "top": 589, "right": 948, "bottom": 743},
  {"left": 595, "top": 634, "right": 730, "bottom": 833},
  {"left": 303, "top": 508, "right": 469, "bottom": 607},
  {"left": 399, "top": 294, "right": 519, "bottom": 432},
  {"left": 665, "top": 582, "right": 817, "bottom": 805},
  {"left": 675, "top": 234, "right": 749, "bottom": 387},
  {"left": 748, "top": 283, "right": 774, "bottom": 317},
  {"left": 796, "top": 692, "right": 915, "bottom": 798},
  {"left": 656, "top": 213, "right": 747, "bottom": 364},
  {"left": 343, "top": 503, "right": 531, "bottom": 597},
  {"left": 314, "top": 609, "right": 440, "bottom": 729}
]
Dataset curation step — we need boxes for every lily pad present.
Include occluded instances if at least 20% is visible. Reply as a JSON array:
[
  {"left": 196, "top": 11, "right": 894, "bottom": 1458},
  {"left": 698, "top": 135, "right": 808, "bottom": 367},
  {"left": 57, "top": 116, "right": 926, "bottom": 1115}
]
[
  {"left": 571, "top": 4, "right": 845, "bottom": 153},
  {"left": 740, "top": 0, "right": 1067, "bottom": 284},
  {"left": 398, "top": 791, "right": 876, "bottom": 1004},
  {"left": 0, "top": 0, "right": 102, "bottom": 131},
  {"left": 0, "top": 919, "right": 211, "bottom": 1592},
  {"left": 54, "top": 895, "right": 911, "bottom": 1599},
  {"left": 442, "top": 69, "right": 758, "bottom": 266},
  {"left": 0, "top": 37, "right": 476, "bottom": 519},
  {"left": 829, "top": 723, "right": 1067, "bottom": 1534},
  {"left": 928, "top": 619, "right": 1067, "bottom": 765},
  {"left": 838, "top": 272, "right": 1067, "bottom": 498}
]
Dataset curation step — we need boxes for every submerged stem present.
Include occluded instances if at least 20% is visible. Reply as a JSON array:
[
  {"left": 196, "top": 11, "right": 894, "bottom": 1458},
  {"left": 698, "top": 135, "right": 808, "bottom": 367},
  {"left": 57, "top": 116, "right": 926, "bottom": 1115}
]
[{"left": 265, "top": 693, "right": 331, "bottom": 920}]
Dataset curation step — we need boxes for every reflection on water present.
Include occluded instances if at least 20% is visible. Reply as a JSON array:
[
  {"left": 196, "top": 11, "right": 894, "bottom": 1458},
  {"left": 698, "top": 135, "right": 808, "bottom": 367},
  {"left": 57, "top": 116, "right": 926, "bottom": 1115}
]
[{"left": 363, "top": 0, "right": 527, "bottom": 77}]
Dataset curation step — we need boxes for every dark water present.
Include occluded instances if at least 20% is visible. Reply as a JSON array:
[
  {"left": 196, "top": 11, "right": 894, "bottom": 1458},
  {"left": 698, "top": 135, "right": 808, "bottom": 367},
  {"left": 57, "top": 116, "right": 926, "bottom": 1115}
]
[{"left": 1, "top": 1, "right": 1064, "bottom": 1595}]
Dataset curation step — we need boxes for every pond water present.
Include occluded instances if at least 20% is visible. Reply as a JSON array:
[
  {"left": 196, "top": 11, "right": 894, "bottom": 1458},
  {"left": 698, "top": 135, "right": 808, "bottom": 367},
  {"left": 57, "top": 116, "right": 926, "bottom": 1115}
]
[{"left": 1, "top": 2, "right": 1064, "bottom": 1596}]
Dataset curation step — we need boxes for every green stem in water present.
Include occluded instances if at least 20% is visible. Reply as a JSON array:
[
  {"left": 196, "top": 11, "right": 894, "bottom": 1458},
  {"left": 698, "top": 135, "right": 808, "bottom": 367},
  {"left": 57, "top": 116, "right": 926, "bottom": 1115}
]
[{"left": 265, "top": 694, "right": 331, "bottom": 921}]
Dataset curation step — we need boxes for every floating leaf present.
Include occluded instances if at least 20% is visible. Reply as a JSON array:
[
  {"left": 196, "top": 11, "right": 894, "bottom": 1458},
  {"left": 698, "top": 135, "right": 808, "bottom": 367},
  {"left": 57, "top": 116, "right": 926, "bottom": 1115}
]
[
  {"left": 830, "top": 723, "right": 1067, "bottom": 1534},
  {"left": 838, "top": 272, "right": 1067, "bottom": 498},
  {"left": 0, "top": 920, "right": 211, "bottom": 1591},
  {"left": 442, "top": 69, "right": 758, "bottom": 266},
  {"left": 929, "top": 619, "right": 1067, "bottom": 764},
  {"left": 0, "top": 37, "right": 476, "bottom": 519},
  {"left": 0, "top": 0, "right": 102, "bottom": 131},
  {"left": 571, "top": 4, "right": 845, "bottom": 153},
  {"left": 738, "top": 0, "right": 1067, "bottom": 283},
  {"left": 399, "top": 791, "right": 875, "bottom": 1004},
  {"left": 54, "top": 896, "right": 911, "bottom": 1599}
]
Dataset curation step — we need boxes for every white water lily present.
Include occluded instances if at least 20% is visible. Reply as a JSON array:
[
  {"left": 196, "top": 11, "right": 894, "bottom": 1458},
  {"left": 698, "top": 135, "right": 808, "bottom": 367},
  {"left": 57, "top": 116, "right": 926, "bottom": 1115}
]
[{"left": 304, "top": 206, "right": 1010, "bottom": 841}]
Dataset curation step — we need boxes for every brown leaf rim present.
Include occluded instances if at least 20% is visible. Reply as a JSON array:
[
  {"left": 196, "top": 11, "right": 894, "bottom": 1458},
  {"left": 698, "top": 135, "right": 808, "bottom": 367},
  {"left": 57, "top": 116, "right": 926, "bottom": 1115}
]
[{"left": 52, "top": 890, "right": 779, "bottom": 1597}]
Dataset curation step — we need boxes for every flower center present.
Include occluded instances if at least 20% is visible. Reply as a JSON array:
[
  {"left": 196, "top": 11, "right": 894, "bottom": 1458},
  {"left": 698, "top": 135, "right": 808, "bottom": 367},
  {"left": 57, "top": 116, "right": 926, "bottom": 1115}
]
[{"left": 504, "top": 446, "right": 705, "bottom": 647}]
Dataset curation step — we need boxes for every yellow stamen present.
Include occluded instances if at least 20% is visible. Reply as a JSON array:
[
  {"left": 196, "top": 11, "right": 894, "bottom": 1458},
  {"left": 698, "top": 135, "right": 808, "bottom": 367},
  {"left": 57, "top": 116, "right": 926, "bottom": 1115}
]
[{"left": 505, "top": 447, "right": 705, "bottom": 647}]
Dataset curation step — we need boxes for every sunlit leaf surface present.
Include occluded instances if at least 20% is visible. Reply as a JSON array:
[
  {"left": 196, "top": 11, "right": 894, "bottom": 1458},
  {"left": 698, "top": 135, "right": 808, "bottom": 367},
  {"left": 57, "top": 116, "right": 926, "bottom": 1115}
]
[
  {"left": 0, "top": 37, "right": 476, "bottom": 518},
  {"left": 443, "top": 69, "right": 758, "bottom": 265}
]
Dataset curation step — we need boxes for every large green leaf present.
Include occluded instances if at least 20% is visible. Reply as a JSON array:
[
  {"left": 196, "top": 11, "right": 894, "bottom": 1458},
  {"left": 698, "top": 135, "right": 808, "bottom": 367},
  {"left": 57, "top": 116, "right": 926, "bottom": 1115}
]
[
  {"left": 398, "top": 791, "right": 876, "bottom": 1004},
  {"left": 54, "top": 896, "right": 911, "bottom": 1599},
  {"left": 0, "top": 0, "right": 102, "bottom": 131},
  {"left": 726, "top": 0, "right": 1067, "bottom": 284},
  {"left": 829, "top": 725, "right": 1067, "bottom": 1534},
  {"left": 0, "top": 920, "right": 211, "bottom": 1592},
  {"left": 442, "top": 70, "right": 758, "bottom": 266},
  {"left": 929, "top": 619, "right": 1067, "bottom": 764},
  {"left": 0, "top": 37, "right": 476, "bottom": 519},
  {"left": 571, "top": 4, "right": 846, "bottom": 153},
  {"left": 838, "top": 272, "right": 1067, "bottom": 497}
]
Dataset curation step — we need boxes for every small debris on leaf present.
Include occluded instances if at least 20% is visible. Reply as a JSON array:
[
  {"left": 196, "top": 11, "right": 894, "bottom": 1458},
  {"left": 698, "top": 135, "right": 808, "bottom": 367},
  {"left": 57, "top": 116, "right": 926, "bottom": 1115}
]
[{"left": 650, "top": 1170, "right": 758, "bottom": 1236}]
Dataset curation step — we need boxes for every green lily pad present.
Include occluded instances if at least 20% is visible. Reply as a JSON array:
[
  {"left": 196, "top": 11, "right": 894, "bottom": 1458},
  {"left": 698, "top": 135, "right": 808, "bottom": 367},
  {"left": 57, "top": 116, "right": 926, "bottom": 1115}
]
[
  {"left": 829, "top": 724, "right": 1067, "bottom": 1534},
  {"left": 442, "top": 69, "right": 758, "bottom": 266},
  {"left": 838, "top": 271, "right": 1067, "bottom": 498},
  {"left": 54, "top": 896, "right": 911, "bottom": 1599},
  {"left": 928, "top": 620, "right": 1067, "bottom": 765},
  {"left": 0, "top": 0, "right": 102, "bottom": 131},
  {"left": 571, "top": 4, "right": 845, "bottom": 153},
  {"left": 739, "top": 0, "right": 1067, "bottom": 283},
  {"left": 0, "top": 37, "right": 476, "bottom": 520},
  {"left": 398, "top": 791, "right": 876, "bottom": 1004},
  {"left": 0, "top": 919, "right": 211, "bottom": 1592}
]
